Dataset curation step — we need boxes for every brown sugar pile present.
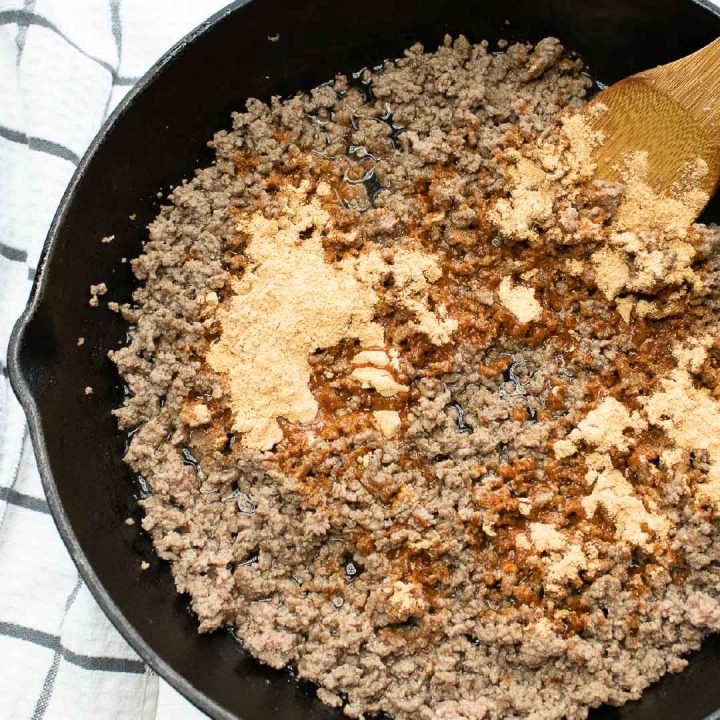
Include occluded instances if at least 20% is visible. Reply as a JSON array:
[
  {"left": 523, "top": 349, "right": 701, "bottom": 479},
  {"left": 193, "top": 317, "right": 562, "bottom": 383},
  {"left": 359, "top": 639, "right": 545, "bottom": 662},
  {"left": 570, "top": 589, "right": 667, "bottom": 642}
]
[
  {"left": 206, "top": 180, "right": 454, "bottom": 449},
  {"left": 111, "top": 35, "right": 720, "bottom": 720}
]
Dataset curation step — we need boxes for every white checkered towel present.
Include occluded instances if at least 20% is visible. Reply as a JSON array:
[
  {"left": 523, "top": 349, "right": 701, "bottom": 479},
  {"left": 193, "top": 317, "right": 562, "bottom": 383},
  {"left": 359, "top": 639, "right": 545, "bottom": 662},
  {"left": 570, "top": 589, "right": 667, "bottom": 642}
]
[{"left": 0, "top": 1, "right": 232, "bottom": 718}]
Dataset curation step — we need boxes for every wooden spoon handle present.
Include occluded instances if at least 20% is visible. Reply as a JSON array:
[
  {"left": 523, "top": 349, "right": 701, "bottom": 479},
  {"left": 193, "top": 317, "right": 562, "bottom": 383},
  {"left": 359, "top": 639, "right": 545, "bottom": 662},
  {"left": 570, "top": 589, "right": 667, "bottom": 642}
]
[{"left": 640, "top": 37, "right": 720, "bottom": 138}]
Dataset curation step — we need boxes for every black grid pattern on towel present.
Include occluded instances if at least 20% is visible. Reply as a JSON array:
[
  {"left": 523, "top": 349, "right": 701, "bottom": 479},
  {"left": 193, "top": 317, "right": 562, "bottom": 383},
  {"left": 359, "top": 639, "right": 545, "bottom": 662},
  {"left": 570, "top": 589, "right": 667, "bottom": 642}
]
[{"left": 0, "top": 4, "right": 157, "bottom": 716}]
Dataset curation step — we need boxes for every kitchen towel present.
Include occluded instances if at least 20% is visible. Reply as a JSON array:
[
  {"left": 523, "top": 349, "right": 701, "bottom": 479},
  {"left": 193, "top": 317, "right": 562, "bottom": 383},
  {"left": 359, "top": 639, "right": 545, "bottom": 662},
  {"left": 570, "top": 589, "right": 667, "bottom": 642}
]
[{"left": 0, "top": 1, "right": 231, "bottom": 718}]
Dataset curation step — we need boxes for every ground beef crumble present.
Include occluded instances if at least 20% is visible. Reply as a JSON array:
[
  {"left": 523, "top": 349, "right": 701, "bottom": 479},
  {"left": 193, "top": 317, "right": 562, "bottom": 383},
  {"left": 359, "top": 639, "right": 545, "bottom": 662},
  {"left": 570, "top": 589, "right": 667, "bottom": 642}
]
[{"left": 110, "top": 35, "right": 720, "bottom": 720}]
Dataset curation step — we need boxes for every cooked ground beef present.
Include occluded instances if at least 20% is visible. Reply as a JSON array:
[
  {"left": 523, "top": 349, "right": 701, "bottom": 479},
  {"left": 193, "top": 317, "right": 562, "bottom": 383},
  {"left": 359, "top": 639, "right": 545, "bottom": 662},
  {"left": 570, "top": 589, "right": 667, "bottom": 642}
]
[{"left": 110, "top": 35, "right": 720, "bottom": 720}]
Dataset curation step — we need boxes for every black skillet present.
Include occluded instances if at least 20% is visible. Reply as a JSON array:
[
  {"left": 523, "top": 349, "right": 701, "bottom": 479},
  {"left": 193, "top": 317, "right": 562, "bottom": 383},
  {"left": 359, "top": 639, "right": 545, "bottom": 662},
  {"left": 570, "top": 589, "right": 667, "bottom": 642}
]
[{"left": 7, "top": 0, "right": 720, "bottom": 718}]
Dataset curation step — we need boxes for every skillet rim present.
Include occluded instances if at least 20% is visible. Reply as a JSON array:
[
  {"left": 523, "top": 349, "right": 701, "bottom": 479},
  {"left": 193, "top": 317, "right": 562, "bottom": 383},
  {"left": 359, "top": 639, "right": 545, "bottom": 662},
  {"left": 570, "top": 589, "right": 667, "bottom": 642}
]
[{"left": 6, "top": 1, "right": 720, "bottom": 718}]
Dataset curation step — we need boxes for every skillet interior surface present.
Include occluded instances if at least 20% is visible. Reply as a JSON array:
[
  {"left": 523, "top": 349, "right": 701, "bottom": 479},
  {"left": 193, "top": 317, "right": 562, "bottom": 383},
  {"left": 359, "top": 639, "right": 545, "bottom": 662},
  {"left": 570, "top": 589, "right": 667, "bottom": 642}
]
[{"left": 8, "top": 0, "right": 720, "bottom": 718}]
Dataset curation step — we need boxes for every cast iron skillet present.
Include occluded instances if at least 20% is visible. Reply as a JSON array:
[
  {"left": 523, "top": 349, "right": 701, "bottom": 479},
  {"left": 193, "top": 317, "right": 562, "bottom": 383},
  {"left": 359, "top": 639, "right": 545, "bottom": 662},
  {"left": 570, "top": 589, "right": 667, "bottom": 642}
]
[{"left": 7, "top": 0, "right": 720, "bottom": 718}]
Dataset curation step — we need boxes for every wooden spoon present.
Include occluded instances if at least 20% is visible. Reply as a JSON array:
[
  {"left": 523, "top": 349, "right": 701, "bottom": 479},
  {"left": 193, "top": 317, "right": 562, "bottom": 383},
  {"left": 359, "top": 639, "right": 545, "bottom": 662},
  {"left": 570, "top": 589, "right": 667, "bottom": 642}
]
[{"left": 584, "top": 37, "right": 720, "bottom": 218}]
